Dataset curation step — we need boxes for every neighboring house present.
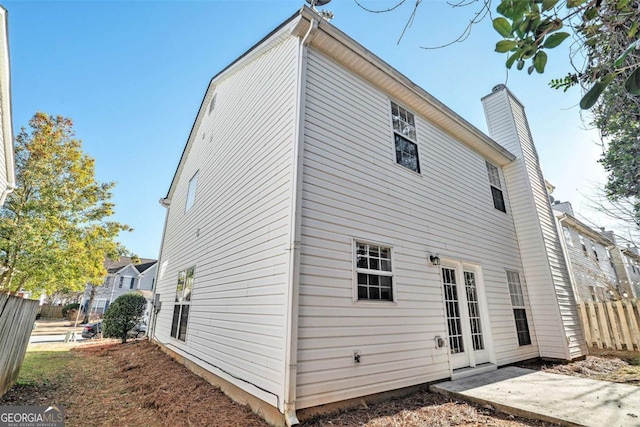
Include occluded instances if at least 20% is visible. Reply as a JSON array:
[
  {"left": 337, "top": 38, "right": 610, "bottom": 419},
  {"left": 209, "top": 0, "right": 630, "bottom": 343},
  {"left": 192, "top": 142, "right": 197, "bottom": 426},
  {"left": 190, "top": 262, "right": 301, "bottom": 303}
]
[
  {"left": 150, "top": 7, "right": 585, "bottom": 426},
  {"left": 552, "top": 200, "right": 640, "bottom": 301},
  {"left": 81, "top": 257, "right": 157, "bottom": 321},
  {"left": 0, "top": 6, "right": 12, "bottom": 206},
  {"left": 552, "top": 201, "right": 622, "bottom": 301}
]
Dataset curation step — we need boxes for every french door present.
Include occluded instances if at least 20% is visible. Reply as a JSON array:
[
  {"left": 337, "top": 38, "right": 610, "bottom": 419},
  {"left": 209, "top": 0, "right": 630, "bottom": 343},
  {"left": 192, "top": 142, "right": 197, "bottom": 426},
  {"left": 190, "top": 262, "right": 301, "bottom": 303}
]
[{"left": 442, "top": 264, "right": 490, "bottom": 370}]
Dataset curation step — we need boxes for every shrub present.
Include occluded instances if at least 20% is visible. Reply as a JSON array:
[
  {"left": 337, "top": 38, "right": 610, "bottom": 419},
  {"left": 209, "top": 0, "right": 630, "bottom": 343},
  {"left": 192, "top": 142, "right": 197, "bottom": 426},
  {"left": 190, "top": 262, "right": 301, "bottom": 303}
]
[
  {"left": 61, "top": 303, "right": 80, "bottom": 318},
  {"left": 103, "top": 293, "right": 146, "bottom": 343}
]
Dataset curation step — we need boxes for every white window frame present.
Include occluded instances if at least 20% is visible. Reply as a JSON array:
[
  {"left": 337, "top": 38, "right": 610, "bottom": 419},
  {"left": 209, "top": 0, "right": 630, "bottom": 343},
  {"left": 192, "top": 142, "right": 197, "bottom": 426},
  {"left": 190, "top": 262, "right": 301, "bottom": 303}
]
[
  {"left": 486, "top": 161, "right": 506, "bottom": 213},
  {"left": 390, "top": 101, "right": 420, "bottom": 174},
  {"left": 171, "top": 266, "right": 195, "bottom": 342},
  {"left": 562, "top": 226, "right": 573, "bottom": 246},
  {"left": 506, "top": 270, "right": 531, "bottom": 346},
  {"left": 185, "top": 171, "right": 199, "bottom": 212},
  {"left": 353, "top": 239, "right": 395, "bottom": 303},
  {"left": 578, "top": 234, "right": 588, "bottom": 257}
]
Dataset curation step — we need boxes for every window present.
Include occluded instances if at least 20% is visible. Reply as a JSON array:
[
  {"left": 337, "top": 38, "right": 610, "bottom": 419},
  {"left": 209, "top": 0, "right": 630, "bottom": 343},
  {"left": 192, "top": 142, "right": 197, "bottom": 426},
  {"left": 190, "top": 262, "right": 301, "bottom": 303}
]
[
  {"left": 486, "top": 161, "right": 506, "bottom": 212},
  {"left": 151, "top": 278, "right": 155, "bottom": 290},
  {"left": 208, "top": 93, "right": 217, "bottom": 115},
  {"left": 130, "top": 277, "right": 135, "bottom": 289},
  {"left": 579, "top": 234, "right": 588, "bottom": 257},
  {"left": 591, "top": 241, "right": 599, "bottom": 261},
  {"left": 390, "top": 102, "right": 420, "bottom": 173},
  {"left": 185, "top": 171, "right": 199, "bottom": 212},
  {"left": 563, "top": 226, "right": 573, "bottom": 246},
  {"left": 355, "top": 242, "right": 393, "bottom": 301},
  {"left": 171, "top": 266, "right": 195, "bottom": 341},
  {"left": 506, "top": 271, "right": 531, "bottom": 346},
  {"left": 118, "top": 277, "right": 124, "bottom": 289}
]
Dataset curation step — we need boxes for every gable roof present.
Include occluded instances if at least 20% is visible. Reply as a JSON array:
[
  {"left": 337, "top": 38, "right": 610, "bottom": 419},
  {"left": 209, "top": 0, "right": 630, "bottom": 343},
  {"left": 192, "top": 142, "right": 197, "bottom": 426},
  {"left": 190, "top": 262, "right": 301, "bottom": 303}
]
[
  {"left": 134, "top": 260, "right": 157, "bottom": 274},
  {"left": 104, "top": 256, "right": 157, "bottom": 274},
  {"left": 162, "top": 6, "right": 515, "bottom": 204}
]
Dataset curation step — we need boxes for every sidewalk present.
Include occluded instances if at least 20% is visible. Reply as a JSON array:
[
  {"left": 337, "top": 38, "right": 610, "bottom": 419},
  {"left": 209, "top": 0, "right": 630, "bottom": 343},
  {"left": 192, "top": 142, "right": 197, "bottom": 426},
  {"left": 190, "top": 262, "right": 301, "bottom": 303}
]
[{"left": 430, "top": 367, "right": 640, "bottom": 427}]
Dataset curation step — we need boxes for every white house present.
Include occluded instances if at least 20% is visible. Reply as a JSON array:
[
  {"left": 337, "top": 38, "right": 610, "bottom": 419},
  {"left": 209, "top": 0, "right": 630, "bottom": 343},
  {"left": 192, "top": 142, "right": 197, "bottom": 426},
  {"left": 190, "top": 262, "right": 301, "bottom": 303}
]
[
  {"left": 0, "top": 6, "right": 14, "bottom": 206},
  {"left": 552, "top": 200, "right": 640, "bottom": 301},
  {"left": 150, "top": 7, "right": 586, "bottom": 426},
  {"left": 82, "top": 257, "right": 157, "bottom": 320}
]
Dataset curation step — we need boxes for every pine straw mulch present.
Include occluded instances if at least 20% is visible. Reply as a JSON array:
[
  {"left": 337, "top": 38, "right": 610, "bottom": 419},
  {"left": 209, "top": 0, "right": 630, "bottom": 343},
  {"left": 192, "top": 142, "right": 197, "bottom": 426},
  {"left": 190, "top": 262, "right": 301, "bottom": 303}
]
[
  {"left": 2, "top": 339, "right": 559, "bottom": 427},
  {"left": 516, "top": 349, "right": 640, "bottom": 386}
]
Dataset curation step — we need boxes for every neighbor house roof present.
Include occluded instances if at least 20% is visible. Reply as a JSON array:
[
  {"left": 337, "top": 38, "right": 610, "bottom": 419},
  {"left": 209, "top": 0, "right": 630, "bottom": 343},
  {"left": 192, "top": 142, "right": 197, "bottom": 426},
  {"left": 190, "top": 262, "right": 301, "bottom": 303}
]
[
  {"left": 134, "top": 261, "right": 157, "bottom": 274},
  {"left": 162, "top": 6, "right": 515, "bottom": 205},
  {"left": 104, "top": 256, "right": 157, "bottom": 275}
]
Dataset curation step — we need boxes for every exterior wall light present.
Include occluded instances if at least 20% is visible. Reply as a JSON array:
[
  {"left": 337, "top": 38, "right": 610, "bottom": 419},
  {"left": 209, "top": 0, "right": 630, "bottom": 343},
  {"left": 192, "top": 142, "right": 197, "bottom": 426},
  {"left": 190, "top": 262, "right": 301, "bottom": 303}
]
[{"left": 429, "top": 254, "right": 441, "bottom": 266}]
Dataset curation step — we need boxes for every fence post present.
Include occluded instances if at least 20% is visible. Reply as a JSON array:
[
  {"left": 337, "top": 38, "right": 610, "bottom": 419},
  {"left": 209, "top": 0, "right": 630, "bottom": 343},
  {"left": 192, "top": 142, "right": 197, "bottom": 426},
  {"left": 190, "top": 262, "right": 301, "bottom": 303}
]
[
  {"left": 578, "top": 302, "right": 592, "bottom": 348},
  {"left": 588, "top": 301, "right": 602, "bottom": 349}
]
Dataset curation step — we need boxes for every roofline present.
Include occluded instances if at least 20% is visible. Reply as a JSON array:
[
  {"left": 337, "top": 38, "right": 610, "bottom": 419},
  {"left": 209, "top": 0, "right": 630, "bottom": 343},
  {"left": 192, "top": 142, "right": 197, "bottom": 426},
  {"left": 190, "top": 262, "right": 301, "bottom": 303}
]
[
  {"left": 302, "top": 9, "right": 515, "bottom": 164},
  {"left": 556, "top": 212, "right": 616, "bottom": 246},
  {"left": 621, "top": 247, "right": 640, "bottom": 260},
  {"left": 163, "top": 6, "right": 516, "bottom": 203},
  {"left": 162, "top": 8, "right": 303, "bottom": 202}
]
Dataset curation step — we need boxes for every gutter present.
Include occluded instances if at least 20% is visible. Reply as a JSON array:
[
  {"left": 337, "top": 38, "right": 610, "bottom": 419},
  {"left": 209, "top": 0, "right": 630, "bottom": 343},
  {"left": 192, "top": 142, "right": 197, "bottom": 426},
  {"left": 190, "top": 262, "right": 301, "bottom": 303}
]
[{"left": 283, "top": 12, "right": 317, "bottom": 427}]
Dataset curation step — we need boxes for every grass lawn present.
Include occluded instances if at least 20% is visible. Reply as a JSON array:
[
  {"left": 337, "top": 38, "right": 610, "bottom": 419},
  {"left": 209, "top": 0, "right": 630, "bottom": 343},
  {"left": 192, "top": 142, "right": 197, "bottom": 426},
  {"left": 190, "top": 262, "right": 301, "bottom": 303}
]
[{"left": 16, "top": 351, "right": 75, "bottom": 386}]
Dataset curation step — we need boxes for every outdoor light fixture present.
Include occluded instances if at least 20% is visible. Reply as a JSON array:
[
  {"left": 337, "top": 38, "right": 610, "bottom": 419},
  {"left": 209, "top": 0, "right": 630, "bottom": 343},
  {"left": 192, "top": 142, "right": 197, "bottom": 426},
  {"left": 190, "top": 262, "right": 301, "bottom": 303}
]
[
  {"left": 622, "top": 291, "right": 629, "bottom": 299},
  {"left": 429, "top": 254, "right": 441, "bottom": 266}
]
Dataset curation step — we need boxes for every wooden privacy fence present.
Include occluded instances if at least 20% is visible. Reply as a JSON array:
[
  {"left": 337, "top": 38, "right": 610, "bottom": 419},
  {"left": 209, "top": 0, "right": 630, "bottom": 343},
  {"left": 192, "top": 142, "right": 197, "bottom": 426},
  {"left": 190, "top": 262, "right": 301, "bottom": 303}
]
[
  {"left": 578, "top": 299, "right": 640, "bottom": 351},
  {"left": 38, "top": 305, "right": 63, "bottom": 319},
  {"left": 0, "top": 293, "right": 40, "bottom": 396}
]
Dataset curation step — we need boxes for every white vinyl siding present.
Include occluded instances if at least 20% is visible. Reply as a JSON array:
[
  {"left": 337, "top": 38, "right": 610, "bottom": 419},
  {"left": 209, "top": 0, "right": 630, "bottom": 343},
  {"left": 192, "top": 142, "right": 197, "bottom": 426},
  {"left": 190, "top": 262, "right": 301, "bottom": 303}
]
[
  {"left": 483, "top": 87, "right": 586, "bottom": 360},
  {"left": 153, "top": 34, "right": 299, "bottom": 409},
  {"left": 296, "top": 48, "right": 536, "bottom": 409}
]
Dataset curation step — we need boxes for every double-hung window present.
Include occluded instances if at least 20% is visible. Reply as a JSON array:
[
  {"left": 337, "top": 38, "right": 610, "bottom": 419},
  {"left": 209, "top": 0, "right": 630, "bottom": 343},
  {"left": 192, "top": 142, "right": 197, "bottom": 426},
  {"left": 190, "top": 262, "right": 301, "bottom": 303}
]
[
  {"left": 171, "top": 266, "right": 195, "bottom": 341},
  {"left": 356, "top": 242, "right": 393, "bottom": 301},
  {"left": 118, "top": 277, "right": 124, "bottom": 289},
  {"left": 579, "top": 234, "right": 588, "bottom": 257},
  {"left": 486, "top": 161, "right": 506, "bottom": 212},
  {"left": 390, "top": 102, "right": 420, "bottom": 173},
  {"left": 562, "top": 226, "right": 573, "bottom": 246},
  {"left": 506, "top": 271, "right": 531, "bottom": 346},
  {"left": 129, "top": 277, "right": 135, "bottom": 289}
]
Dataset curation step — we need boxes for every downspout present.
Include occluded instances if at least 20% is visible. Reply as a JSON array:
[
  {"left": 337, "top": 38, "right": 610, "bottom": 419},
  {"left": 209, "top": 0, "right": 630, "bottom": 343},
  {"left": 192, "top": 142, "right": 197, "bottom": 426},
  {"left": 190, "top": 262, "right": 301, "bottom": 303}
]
[
  {"left": 149, "top": 197, "right": 171, "bottom": 343},
  {"left": 283, "top": 16, "right": 317, "bottom": 427}
]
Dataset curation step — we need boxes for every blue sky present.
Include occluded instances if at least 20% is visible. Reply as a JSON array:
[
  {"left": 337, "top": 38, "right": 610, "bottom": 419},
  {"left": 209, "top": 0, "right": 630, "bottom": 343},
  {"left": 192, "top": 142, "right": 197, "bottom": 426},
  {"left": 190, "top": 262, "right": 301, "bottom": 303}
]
[{"left": 5, "top": 1, "right": 608, "bottom": 259}]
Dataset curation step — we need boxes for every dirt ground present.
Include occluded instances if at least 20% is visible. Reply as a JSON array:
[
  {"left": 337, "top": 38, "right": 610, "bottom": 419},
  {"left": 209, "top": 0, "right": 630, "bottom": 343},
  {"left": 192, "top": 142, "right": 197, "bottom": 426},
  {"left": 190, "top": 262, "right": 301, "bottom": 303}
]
[{"left": 2, "top": 338, "right": 638, "bottom": 427}]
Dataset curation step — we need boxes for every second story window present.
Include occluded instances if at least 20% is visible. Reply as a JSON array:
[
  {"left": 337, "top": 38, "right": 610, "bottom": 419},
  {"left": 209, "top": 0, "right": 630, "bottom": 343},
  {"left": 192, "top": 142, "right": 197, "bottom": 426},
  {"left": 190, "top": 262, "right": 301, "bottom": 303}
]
[
  {"left": 118, "top": 277, "right": 124, "bottom": 289},
  {"left": 185, "top": 171, "right": 199, "bottom": 212},
  {"left": 130, "top": 277, "right": 135, "bottom": 289},
  {"left": 486, "top": 161, "right": 506, "bottom": 213},
  {"left": 579, "top": 234, "right": 588, "bottom": 257},
  {"left": 390, "top": 101, "right": 420, "bottom": 173},
  {"left": 563, "top": 226, "right": 573, "bottom": 246}
]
